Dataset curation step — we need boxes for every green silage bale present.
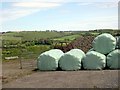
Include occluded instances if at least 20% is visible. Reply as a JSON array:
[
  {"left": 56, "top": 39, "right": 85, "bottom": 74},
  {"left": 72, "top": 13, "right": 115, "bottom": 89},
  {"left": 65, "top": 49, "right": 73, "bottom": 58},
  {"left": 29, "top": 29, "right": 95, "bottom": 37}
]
[
  {"left": 37, "top": 49, "right": 64, "bottom": 71},
  {"left": 59, "top": 49, "right": 85, "bottom": 71},
  {"left": 82, "top": 51, "right": 106, "bottom": 70},
  {"left": 92, "top": 33, "right": 116, "bottom": 54},
  {"left": 107, "top": 49, "right": 120, "bottom": 69}
]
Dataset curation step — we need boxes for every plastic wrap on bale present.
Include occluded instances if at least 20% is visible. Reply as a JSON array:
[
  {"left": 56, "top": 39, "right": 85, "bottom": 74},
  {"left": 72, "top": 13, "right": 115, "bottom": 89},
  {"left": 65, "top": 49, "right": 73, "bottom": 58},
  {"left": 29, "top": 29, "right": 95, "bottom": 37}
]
[
  {"left": 92, "top": 33, "right": 116, "bottom": 54},
  {"left": 37, "top": 49, "right": 64, "bottom": 71},
  {"left": 107, "top": 49, "right": 120, "bottom": 69},
  {"left": 59, "top": 49, "right": 85, "bottom": 71},
  {"left": 82, "top": 51, "right": 106, "bottom": 70}
]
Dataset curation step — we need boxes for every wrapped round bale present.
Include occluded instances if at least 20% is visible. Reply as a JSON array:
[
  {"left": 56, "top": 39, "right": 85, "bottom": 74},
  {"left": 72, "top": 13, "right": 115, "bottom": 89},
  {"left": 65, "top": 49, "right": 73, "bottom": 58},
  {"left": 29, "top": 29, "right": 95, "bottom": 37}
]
[
  {"left": 37, "top": 49, "right": 64, "bottom": 71},
  {"left": 82, "top": 51, "right": 106, "bottom": 70},
  {"left": 59, "top": 49, "right": 85, "bottom": 71},
  {"left": 92, "top": 33, "right": 116, "bottom": 54},
  {"left": 107, "top": 49, "right": 120, "bottom": 69}
]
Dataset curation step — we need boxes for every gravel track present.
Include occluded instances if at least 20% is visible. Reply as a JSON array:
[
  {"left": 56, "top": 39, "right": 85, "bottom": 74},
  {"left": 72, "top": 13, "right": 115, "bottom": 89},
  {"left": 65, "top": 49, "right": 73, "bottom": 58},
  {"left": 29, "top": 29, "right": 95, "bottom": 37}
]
[{"left": 3, "top": 70, "right": 119, "bottom": 88}]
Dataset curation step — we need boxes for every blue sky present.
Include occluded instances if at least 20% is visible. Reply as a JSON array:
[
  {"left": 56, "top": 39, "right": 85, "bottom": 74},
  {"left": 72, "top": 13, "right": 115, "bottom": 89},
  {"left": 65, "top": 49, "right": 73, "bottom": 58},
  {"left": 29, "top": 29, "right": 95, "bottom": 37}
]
[{"left": 1, "top": 0, "right": 119, "bottom": 32}]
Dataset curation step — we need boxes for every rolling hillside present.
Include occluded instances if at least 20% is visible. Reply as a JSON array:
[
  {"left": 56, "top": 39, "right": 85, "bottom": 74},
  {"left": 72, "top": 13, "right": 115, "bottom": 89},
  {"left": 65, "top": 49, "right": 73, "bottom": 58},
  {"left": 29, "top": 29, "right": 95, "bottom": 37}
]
[{"left": 1, "top": 31, "right": 72, "bottom": 41}]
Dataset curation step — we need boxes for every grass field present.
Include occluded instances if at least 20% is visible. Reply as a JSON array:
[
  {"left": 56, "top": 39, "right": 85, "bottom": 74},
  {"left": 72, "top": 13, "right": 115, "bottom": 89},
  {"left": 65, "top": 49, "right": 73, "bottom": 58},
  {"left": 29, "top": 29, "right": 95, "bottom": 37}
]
[
  {"left": 1, "top": 31, "right": 72, "bottom": 41},
  {"left": 2, "top": 45, "right": 51, "bottom": 60},
  {"left": 53, "top": 34, "right": 80, "bottom": 41},
  {"left": 1, "top": 31, "right": 80, "bottom": 60}
]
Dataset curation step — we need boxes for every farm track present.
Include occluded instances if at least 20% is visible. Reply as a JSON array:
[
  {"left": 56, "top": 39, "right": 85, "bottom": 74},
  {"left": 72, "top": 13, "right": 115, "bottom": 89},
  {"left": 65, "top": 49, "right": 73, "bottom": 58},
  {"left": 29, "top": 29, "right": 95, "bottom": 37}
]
[
  {"left": 2, "top": 70, "right": 119, "bottom": 88},
  {"left": 2, "top": 59, "right": 37, "bottom": 84},
  {"left": 3, "top": 67, "right": 120, "bottom": 88},
  {"left": 2, "top": 60, "right": 120, "bottom": 88}
]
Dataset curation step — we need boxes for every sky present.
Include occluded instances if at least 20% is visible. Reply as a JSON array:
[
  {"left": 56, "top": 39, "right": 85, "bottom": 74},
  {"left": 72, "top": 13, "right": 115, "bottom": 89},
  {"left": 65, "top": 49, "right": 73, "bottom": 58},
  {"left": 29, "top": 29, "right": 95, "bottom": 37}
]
[{"left": 0, "top": 0, "right": 119, "bottom": 32}]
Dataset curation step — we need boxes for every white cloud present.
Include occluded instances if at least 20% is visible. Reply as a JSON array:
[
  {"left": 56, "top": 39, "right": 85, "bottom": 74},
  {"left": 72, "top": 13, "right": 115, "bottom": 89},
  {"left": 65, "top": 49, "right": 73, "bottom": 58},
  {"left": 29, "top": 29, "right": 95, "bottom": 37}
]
[
  {"left": 1, "top": 9, "right": 40, "bottom": 22},
  {"left": 1, "top": 1, "right": 118, "bottom": 23},
  {"left": 45, "top": 16, "right": 118, "bottom": 31},
  {"left": 0, "top": 0, "right": 65, "bottom": 3},
  {"left": 1, "top": 2, "right": 62, "bottom": 22},
  {"left": 78, "top": 2, "right": 118, "bottom": 8},
  {"left": 73, "top": 16, "right": 117, "bottom": 30},
  {"left": 12, "top": 2, "right": 61, "bottom": 8},
  {"left": 1, "top": 0, "right": 120, "bottom": 3},
  {"left": 78, "top": 2, "right": 93, "bottom": 6},
  {"left": 2, "top": 16, "right": 117, "bottom": 31},
  {"left": 94, "top": 2, "right": 118, "bottom": 8}
]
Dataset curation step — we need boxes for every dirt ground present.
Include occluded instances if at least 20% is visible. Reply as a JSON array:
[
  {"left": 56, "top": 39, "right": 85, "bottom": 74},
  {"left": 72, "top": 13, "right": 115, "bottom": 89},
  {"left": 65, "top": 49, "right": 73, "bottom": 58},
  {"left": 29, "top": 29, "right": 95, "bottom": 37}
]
[
  {"left": 2, "top": 70, "right": 119, "bottom": 88},
  {"left": 2, "top": 60, "right": 120, "bottom": 88},
  {"left": 2, "top": 59, "right": 37, "bottom": 84}
]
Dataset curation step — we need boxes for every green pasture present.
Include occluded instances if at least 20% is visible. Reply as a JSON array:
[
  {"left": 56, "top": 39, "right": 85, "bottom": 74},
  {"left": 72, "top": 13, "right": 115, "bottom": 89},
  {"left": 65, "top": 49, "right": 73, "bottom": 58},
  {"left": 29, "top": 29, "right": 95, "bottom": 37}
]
[
  {"left": 53, "top": 34, "right": 80, "bottom": 41},
  {"left": 2, "top": 45, "right": 51, "bottom": 60},
  {"left": 2, "top": 31, "right": 71, "bottom": 41}
]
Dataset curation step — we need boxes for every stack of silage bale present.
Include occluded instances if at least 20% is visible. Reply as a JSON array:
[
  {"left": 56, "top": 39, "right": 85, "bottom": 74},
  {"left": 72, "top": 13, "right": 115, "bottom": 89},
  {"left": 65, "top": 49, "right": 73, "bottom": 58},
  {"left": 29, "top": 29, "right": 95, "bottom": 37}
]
[
  {"left": 37, "top": 33, "right": 120, "bottom": 71},
  {"left": 82, "top": 33, "right": 120, "bottom": 70}
]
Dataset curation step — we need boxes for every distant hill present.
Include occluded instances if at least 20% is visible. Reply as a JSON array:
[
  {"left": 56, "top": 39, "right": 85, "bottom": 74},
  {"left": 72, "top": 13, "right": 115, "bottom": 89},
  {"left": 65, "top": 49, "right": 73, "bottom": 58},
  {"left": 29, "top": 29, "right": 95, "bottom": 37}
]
[
  {"left": 1, "top": 31, "right": 72, "bottom": 41},
  {"left": 1, "top": 29, "right": 119, "bottom": 41}
]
